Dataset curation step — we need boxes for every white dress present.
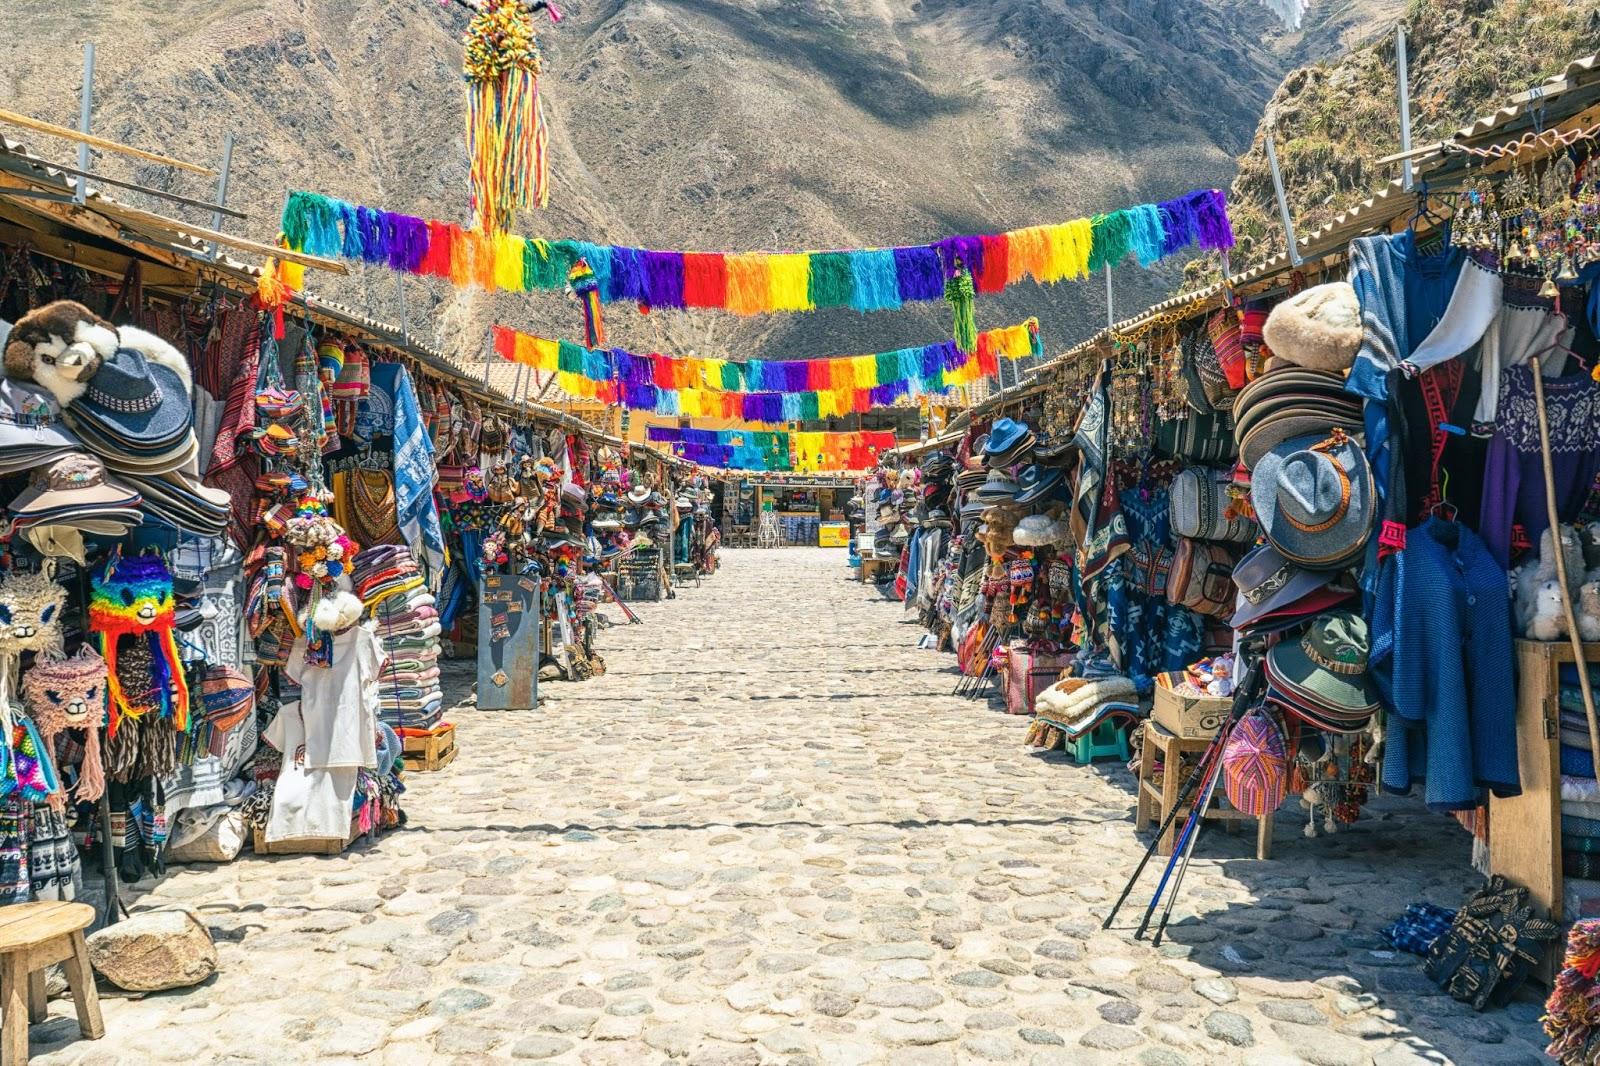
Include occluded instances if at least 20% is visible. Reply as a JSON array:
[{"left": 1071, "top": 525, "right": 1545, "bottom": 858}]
[{"left": 264, "top": 624, "right": 384, "bottom": 841}]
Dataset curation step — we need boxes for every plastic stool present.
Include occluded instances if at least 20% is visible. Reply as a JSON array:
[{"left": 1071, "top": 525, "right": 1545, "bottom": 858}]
[{"left": 1069, "top": 719, "right": 1130, "bottom": 765}]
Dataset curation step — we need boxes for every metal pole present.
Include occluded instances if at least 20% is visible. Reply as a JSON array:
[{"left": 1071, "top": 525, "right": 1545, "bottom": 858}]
[
  {"left": 1263, "top": 133, "right": 1305, "bottom": 267},
  {"left": 1104, "top": 264, "right": 1114, "bottom": 327},
  {"left": 1397, "top": 23, "right": 1414, "bottom": 193},
  {"left": 393, "top": 272, "right": 408, "bottom": 342},
  {"left": 76, "top": 43, "right": 95, "bottom": 204},
  {"left": 207, "top": 132, "right": 235, "bottom": 261}
]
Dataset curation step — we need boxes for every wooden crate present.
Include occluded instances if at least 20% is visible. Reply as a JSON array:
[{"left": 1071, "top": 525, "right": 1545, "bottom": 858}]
[
  {"left": 1491, "top": 639, "right": 1600, "bottom": 984},
  {"left": 1136, "top": 721, "right": 1273, "bottom": 860},
  {"left": 403, "top": 724, "right": 458, "bottom": 772},
  {"left": 252, "top": 823, "right": 359, "bottom": 856}
]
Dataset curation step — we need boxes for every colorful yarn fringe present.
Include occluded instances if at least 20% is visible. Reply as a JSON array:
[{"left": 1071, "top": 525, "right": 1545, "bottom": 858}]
[
  {"left": 463, "top": 0, "right": 552, "bottom": 231},
  {"left": 646, "top": 427, "right": 897, "bottom": 472},
  {"left": 280, "top": 189, "right": 1233, "bottom": 311},
  {"left": 1547, "top": 920, "right": 1600, "bottom": 1062},
  {"left": 493, "top": 320, "right": 1039, "bottom": 418},
  {"left": 570, "top": 258, "right": 605, "bottom": 348}
]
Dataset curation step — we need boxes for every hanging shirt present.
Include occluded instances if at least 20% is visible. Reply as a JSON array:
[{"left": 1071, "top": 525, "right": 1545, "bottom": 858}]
[{"left": 277, "top": 625, "right": 384, "bottom": 770}]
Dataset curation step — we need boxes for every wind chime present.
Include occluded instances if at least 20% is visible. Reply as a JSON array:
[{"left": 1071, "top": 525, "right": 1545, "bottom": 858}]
[{"left": 463, "top": 0, "right": 561, "bottom": 233}]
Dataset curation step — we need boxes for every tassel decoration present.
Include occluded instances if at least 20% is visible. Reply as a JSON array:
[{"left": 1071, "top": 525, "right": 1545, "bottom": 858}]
[
  {"left": 279, "top": 186, "right": 1234, "bottom": 309},
  {"left": 568, "top": 258, "right": 606, "bottom": 348},
  {"left": 463, "top": 0, "right": 551, "bottom": 233},
  {"left": 946, "top": 261, "right": 977, "bottom": 355}
]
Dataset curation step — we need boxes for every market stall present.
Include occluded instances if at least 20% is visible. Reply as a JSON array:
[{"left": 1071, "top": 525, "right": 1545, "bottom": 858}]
[{"left": 866, "top": 52, "right": 1600, "bottom": 1013}]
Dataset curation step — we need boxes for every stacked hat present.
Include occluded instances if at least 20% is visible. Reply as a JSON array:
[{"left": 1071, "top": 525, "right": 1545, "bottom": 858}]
[
  {"left": 354, "top": 545, "right": 443, "bottom": 731},
  {"left": 8, "top": 453, "right": 141, "bottom": 538},
  {"left": 1264, "top": 610, "right": 1380, "bottom": 733},
  {"left": 1251, "top": 429, "right": 1375, "bottom": 572},
  {"left": 0, "top": 378, "right": 83, "bottom": 476},
  {"left": 120, "top": 462, "right": 230, "bottom": 538},
  {"left": 64, "top": 346, "right": 197, "bottom": 475},
  {"left": 1014, "top": 463, "right": 1065, "bottom": 506},
  {"left": 974, "top": 469, "right": 1021, "bottom": 504},
  {"left": 982, "top": 418, "right": 1036, "bottom": 468},
  {"left": 1032, "top": 434, "right": 1079, "bottom": 468},
  {"left": 1230, "top": 543, "right": 1356, "bottom": 633},
  {"left": 1232, "top": 367, "right": 1363, "bottom": 471}
]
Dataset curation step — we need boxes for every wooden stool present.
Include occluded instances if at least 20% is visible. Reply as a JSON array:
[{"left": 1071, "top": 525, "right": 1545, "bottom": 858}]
[
  {"left": 0, "top": 901, "right": 103, "bottom": 1065},
  {"left": 1136, "top": 721, "right": 1273, "bottom": 860}
]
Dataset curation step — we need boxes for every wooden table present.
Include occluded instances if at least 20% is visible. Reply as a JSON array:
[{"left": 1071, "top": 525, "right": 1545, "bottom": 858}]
[
  {"left": 0, "top": 901, "right": 103, "bottom": 1065},
  {"left": 1137, "top": 721, "right": 1273, "bottom": 860}
]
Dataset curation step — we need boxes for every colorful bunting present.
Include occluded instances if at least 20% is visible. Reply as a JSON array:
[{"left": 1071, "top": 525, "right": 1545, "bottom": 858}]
[
  {"left": 646, "top": 427, "right": 897, "bottom": 472},
  {"left": 280, "top": 189, "right": 1233, "bottom": 312},
  {"left": 492, "top": 321, "right": 1039, "bottom": 418}
]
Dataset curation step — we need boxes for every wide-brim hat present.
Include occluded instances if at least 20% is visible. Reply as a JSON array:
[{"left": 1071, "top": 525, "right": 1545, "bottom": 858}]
[
  {"left": 0, "top": 379, "right": 81, "bottom": 475},
  {"left": 626, "top": 485, "right": 651, "bottom": 505},
  {"left": 1252, "top": 431, "right": 1374, "bottom": 571},
  {"left": 1233, "top": 368, "right": 1363, "bottom": 469},
  {"left": 983, "top": 419, "right": 1027, "bottom": 457},
  {"left": 1240, "top": 584, "right": 1358, "bottom": 636},
  {"left": 11, "top": 453, "right": 140, "bottom": 515},
  {"left": 959, "top": 498, "right": 987, "bottom": 518},
  {"left": 1265, "top": 609, "right": 1380, "bottom": 716},
  {"left": 974, "top": 470, "right": 1020, "bottom": 503},
  {"left": 1229, "top": 543, "right": 1334, "bottom": 630},
  {"left": 985, "top": 434, "right": 1037, "bottom": 469},
  {"left": 921, "top": 453, "right": 956, "bottom": 477},
  {"left": 68, "top": 347, "right": 193, "bottom": 448},
  {"left": 955, "top": 469, "right": 989, "bottom": 492},
  {"left": 1014, "top": 464, "right": 1065, "bottom": 505},
  {"left": 1032, "top": 436, "right": 1080, "bottom": 468}
]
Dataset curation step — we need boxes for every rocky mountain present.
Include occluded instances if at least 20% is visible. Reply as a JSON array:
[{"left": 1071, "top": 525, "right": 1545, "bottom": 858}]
[
  {"left": 2, "top": 0, "right": 1389, "bottom": 372},
  {"left": 1205, "top": 0, "right": 1600, "bottom": 283}
]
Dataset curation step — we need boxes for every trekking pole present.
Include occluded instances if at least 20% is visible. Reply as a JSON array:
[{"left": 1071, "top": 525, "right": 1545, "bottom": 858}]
[{"left": 1151, "top": 742, "right": 1233, "bottom": 946}]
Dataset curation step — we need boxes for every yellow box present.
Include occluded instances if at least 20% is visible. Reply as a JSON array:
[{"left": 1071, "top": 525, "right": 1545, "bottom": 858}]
[{"left": 819, "top": 522, "right": 850, "bottom": 547}]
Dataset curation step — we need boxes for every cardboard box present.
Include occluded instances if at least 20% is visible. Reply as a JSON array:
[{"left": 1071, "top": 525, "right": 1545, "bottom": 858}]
[{"left": 1152, "top": 671, "right": 1229, "bottom": 739}]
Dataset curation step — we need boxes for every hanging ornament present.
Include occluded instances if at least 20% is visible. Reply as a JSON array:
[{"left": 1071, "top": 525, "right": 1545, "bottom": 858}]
[
  {"left": 946, "top": 258, "right": 977, "bottom": 355},
  {"left": 463, "top": 0, "right": 558, "bottom": 233}
]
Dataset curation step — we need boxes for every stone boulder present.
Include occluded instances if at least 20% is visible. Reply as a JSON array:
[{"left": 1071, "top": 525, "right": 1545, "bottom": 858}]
[{"left": 86, "top": 909, "right": 217, "bottom": 992}]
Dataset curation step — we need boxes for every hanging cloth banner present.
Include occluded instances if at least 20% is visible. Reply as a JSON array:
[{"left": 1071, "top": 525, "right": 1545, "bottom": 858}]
[
  {"left": 645, "top": 427, "right": 898, "bottom": 473},
  {"left": 279, "top": 189, "right": 1233, "bottom": 312},
  {"left": 491, "top": 321, "right": 1039, "bottom": 418}
]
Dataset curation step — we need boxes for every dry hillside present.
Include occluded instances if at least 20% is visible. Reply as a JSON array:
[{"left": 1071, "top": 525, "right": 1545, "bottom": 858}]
[{"left": 2, "top": 0, "right": 1388, "bottom": 367}]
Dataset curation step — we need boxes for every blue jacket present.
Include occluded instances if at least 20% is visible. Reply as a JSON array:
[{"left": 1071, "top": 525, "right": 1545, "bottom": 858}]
[{"left": 1370, "top": 517, "right": 1519, "bottom": 810}]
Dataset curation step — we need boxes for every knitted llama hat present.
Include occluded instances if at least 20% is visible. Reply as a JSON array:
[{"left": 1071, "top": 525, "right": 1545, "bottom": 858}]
[
  {"left": 89, "top": 552, "right": 189, "bottom": 736},
  {"left": 0, "top": 569, "right": 68, "bottom": 658},
  {"left": 22, "top": 647, "right": 107, "bottom": 802}
]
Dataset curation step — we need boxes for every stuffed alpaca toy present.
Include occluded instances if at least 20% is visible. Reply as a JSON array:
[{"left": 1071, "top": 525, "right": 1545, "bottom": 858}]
[
  {"left": 1582, "top": 522, "right": 1600, "bottom": 585},
  {"left": 1580, "top": 582, "right": 1600, "bottom": 643},
  {"left": 1537, "top": 524, "right": 1587, "bottom": 597},
  {"left": 3, "top": 300, "right": 192, "bottom": 407},
  {"left": 1530, "top": 581, "right": 1569, "bottom": 641}
]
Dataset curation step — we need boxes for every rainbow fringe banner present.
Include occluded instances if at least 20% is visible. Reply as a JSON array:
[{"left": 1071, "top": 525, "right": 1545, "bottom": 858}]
[
  {"left": 493, "top": 321, "right": 1039, "bottom": 418},
  {"left": 646, "top": 427, "right": 898, "bottom": 472},
  {"left": 280, "top": 189, "right": 1232, "bottom": 312}
]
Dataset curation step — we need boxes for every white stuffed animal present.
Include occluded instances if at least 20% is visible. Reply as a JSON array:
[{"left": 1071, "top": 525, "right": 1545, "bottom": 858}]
[
  {"left": 1530, "top": 580, "right": 1569, "bottom": 641},
  {"left": 1580, "top": 582, "right": 1600, "bottom": 643},
  {"left": 3, "top": 299, "right": 191, "bottom": 407},
  {"left": 1582, "top": 522, "right": 1600, "bottom": 586},
  {"left": 1536, "top": 524, "right": 1588, "bottom": 596}
]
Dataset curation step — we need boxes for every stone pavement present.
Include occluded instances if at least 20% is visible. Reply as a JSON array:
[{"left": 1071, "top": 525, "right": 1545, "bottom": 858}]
[{"left": 33, "top": 548, "right": 1545, "bottom": 1064}]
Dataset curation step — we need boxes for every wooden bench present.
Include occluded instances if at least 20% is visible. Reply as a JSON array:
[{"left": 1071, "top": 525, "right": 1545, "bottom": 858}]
[{"left": 0, "top": 901, "right": 104, "bottom": 1064}]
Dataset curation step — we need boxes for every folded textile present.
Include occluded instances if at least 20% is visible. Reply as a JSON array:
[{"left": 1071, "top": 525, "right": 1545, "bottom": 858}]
[
  {"left": 1382, "top": 903, "right": 1457, "bottom": 955},
  {"left": 1033, "top": 675, "right": 1138, "bottom": 722}
]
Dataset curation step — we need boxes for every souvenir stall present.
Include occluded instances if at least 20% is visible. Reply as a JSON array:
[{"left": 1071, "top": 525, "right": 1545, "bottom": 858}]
[{"left": 870, "top": 59, "right": 1600, "bottom": 1006}]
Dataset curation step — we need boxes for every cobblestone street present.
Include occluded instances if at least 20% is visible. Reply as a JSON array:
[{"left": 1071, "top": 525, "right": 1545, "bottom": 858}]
[{"left": 37, "top": 549, "right": 1545, "bottom": 1064}]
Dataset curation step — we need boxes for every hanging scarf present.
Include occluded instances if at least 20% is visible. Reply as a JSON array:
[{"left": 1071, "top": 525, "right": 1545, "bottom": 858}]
[{"left": 373, "top": 363, "right": 445, "bottom": 579}]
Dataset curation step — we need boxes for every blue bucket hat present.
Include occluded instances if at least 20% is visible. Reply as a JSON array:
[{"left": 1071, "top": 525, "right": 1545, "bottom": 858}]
[{"left": 1251, "top": 429, "right": 1374, "bottom": 571}]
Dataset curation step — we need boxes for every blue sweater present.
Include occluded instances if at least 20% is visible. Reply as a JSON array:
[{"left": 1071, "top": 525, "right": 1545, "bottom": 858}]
[{"left": 1370, "top": 517, "right": 1519, "bottom": 810}]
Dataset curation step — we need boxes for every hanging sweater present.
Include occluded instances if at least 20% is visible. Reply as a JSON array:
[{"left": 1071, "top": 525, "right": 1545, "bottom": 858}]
[{"left": 1369, "top": 518, "right": 1519, "bottom": 810}]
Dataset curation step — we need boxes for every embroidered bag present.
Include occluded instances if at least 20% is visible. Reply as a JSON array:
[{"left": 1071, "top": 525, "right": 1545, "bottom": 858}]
[
  {"left": 1223, "top": 707, "right": 1287, "bottom": 817},
  {"left": 1169, "top": 467, "right": 1256, "bottom": 542}
]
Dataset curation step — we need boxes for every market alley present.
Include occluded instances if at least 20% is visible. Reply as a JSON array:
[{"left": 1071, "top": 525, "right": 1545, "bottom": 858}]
[{"left": 40, "top": 549, "right": 1540, "bottom": 1065}]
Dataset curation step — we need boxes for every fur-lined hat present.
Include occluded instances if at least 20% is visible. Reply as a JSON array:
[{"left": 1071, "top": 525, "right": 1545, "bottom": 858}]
[{"left": 1261, "top": 283, "right": 1362, "bottom": 373}]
